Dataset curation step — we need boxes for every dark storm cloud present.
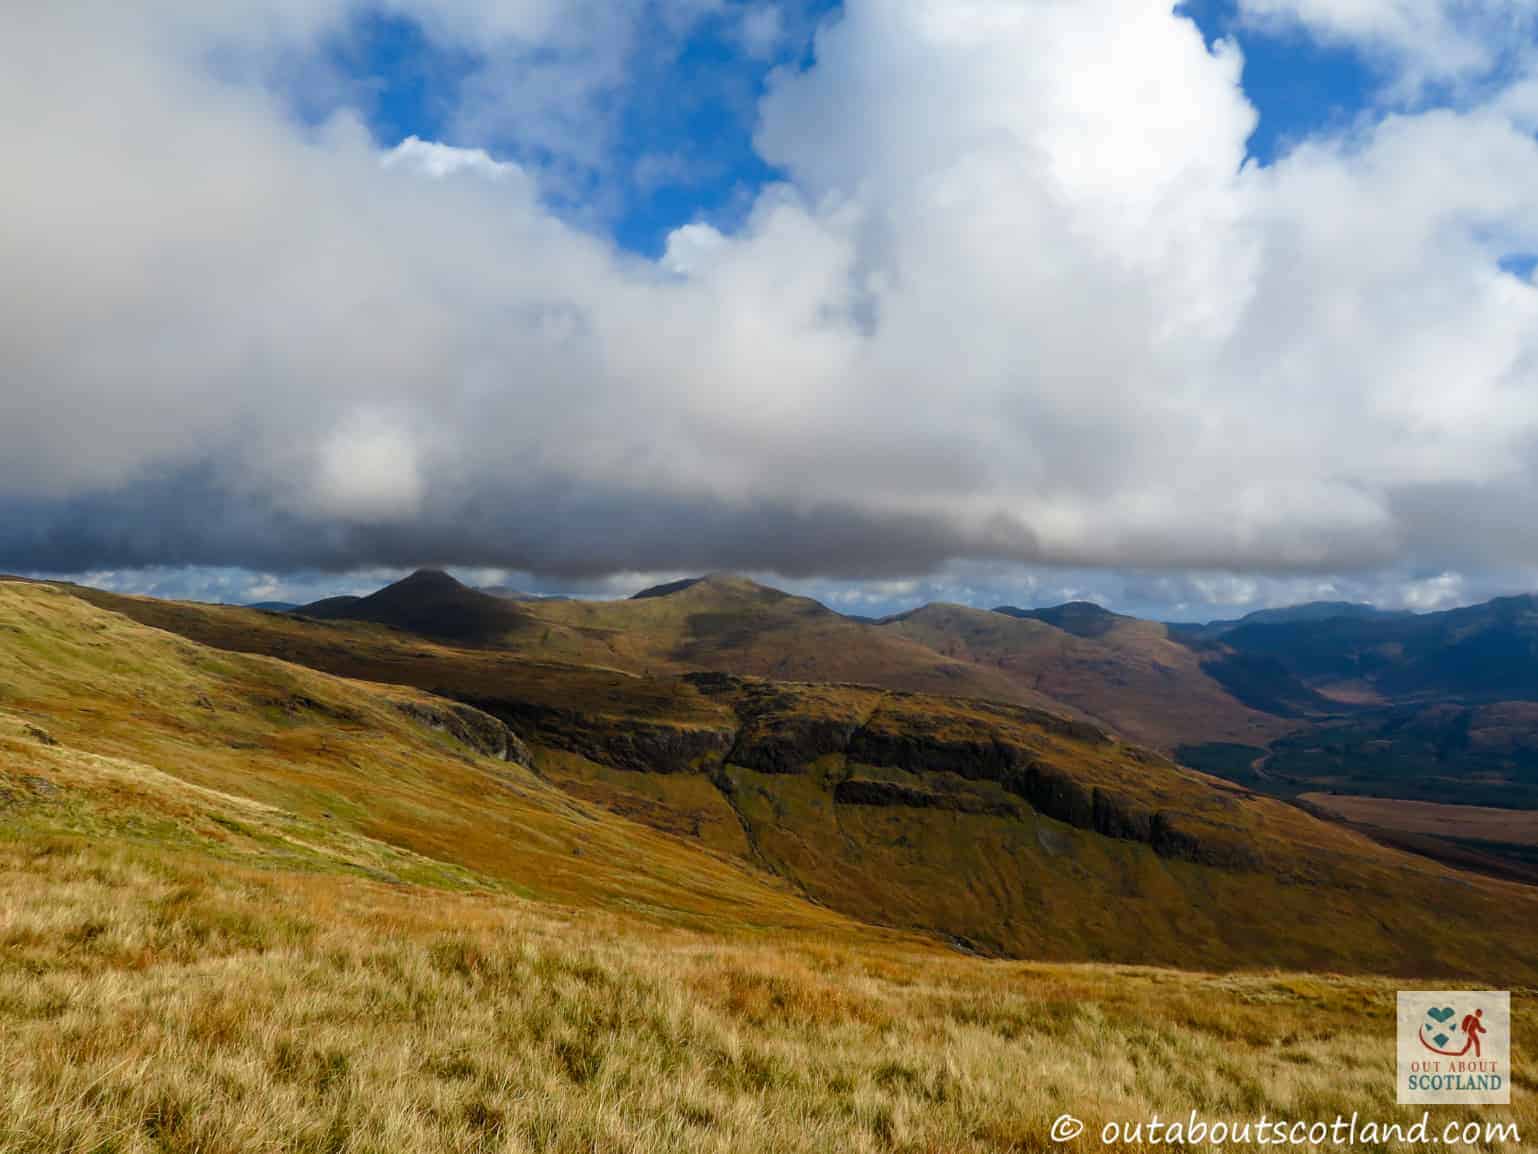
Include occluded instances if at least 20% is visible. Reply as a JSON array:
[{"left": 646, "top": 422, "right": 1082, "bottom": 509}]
[{"left": 0, "top": 469, "right": 1040, "bottom": 580}]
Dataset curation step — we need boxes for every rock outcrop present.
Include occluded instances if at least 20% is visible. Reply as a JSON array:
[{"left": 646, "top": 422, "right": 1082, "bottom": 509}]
[{"left": 395, "top": 699, "right": 533, "bottom": 766}]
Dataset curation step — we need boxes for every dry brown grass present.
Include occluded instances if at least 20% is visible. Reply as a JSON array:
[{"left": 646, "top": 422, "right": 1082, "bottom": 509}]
[
  {"left": 1, "top": 580, "right": 1534, "bottom": 1152},
  {"left": 2, "top": 837, "right": 1533, "bottom": 1154}
]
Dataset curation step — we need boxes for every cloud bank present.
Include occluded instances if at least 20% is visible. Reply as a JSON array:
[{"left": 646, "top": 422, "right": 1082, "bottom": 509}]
[{"left": 4, "top": 0, "right": 1538, "bottom": 581}]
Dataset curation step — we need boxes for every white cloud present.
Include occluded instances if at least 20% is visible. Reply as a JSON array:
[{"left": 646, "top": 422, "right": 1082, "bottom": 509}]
[
  {"left": 308, "top": 412, "right": 426, "bottom": 521},
  {"left": 1238, "top": 0, "right": 1537, "bottom": 93},
  {"left": 4, "top": 0, "right": 1538, "bottom": 586},
  {"left": 382, "top": 135, "right": 524, "bottom": 181},
  {"left": 1399, "top": 571, "right": 1466, "bottom": 610}
]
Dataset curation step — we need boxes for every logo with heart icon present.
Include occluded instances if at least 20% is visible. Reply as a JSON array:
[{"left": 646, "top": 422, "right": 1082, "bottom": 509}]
[
  {"left": 1420, "top": 1006, "right": 1459, "bottom": 1054},
  {"left": 1398, "top": 990, "right": 1510, "bottom": 1105},
  {"left": 1417, "top": 1003, "right": 1492, "bottom": 1058}
]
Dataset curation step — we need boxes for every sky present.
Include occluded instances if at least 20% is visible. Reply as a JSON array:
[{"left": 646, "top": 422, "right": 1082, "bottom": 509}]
[{"left": 5, "top": 0, "right": 1538, "bottom": 620}]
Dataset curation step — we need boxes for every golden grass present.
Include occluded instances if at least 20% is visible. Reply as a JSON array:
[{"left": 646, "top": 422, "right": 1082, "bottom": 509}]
[
  {"left": 0, "top": 580, "right": 1535, "bottom": 1152},
  {"left": 2, "top": 836, "right": 1533, "bottom": 1154}
]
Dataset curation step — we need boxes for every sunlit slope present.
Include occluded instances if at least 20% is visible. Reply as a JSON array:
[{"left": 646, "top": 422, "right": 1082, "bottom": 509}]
[
  {"left": 298, "top": 571, "right": 1078, "bottom": 714},
  {"left": 0, "top": 581, "right": 851, "bottom": 933},
  {"left": 31, "top": 579, "right": 1538, "bottom": 981},
  {"left": 8, "top": 827, "right": 1535, "bottom": 1153},
  {"left": 290, "top": 570, "right": 1303, "bottom": 750},
  {"left": 884, "top": 602, "right": 1294, "bottom": 750},
  {"left": 3, "top": 587, "right": 1536, "bottom": 1149}
]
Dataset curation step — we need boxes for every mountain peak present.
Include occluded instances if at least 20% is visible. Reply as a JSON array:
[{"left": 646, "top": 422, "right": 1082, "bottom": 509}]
[
  {"left": 398, "top": 568, "right": 464, "bottom": 590},
  {"left": 993, "top": 601, "right": 1125, "bottom": 639},
  {"left": 296, "top": 567, "right": 529, "bottom": 645},
  {"left": 631, "top": 577, "right": 706, "bottom": 600},
  {"left": 630, "top": 573, "right": 794, "bottom": 603}
]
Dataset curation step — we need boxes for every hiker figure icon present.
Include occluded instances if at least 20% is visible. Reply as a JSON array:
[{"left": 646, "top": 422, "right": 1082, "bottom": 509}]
[{"left": 1459, "top": 1009, "right": 1487, "bottom": 1058}]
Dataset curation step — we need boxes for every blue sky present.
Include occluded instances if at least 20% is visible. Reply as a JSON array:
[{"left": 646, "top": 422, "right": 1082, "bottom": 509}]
[
  {"left": 297, "top": 2, "right": 842, "bottom": 255},
  {"left": 299, "top": 0, "right": 1395, "bottom": 254},
  {"left": 6, "top": 0, "right": 1538, "bottom": 619},
  {"left": 306, "top": 2, "right": 1363, "bottom": 249}
]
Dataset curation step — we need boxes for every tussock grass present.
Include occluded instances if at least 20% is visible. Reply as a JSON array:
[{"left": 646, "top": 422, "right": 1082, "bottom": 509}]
[{"left": 2, "top": 839, "right": 1531, "bottom": 1154}]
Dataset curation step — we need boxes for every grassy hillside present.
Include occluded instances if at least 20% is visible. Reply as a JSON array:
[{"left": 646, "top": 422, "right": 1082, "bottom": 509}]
[
  {"left": 26, "top": 579, "right": 1538, "bottom": 980},
  {"left": 261, "top": 571, "right": 1325, "bottom": 755},
  {"left": 291, "top": 572, "right": 1073, "bottom": 713},
  {"left": 883, "top": 603, "right": 1295, "bottom": 750},
  {"left": 10, "top": 836, "right": 1536, "bottom": 1153},
  {"left": 0, "top": 581, "right": 837, "bottom": 930},
  {"left": 523, "top": 575, "right": 1083, "bottom": 710},
  {"left": 1, "top": 581, "right": 1534, "bottom": 1152}
]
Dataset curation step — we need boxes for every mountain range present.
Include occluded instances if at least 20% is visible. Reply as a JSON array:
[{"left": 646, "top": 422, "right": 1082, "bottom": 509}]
[
  {"left": 9, "top": 574, "right": 1538, "bottom": 1150},
  {"left": 284, "top": 570, "right": 1538, "bottom": 878},
  {"left": 12, "top": 566, "right": 1538, "bottom": 970}
]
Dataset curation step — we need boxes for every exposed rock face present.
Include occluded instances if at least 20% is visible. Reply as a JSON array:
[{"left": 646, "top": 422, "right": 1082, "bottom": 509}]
[
  {"left": 848, "top": 727, "right": 1033, "bottom": 781},
  {"left": 471, "top": 699, "right": 735, "bottom": 775},
  {"left": 446, "top": 673, "right": 1257, "bottom": 870},
  {"left": 833, "top": 777, "right": 1020, "bottom": 817},
  {"left": 1002, "top": 763, "right": 1258, "bottom": 869},
  {"left": 732, "top": 715, "right": 862, "bottom": 773},
  {"left": 394, "top": 699, "right": 533, "bottom": 766}
]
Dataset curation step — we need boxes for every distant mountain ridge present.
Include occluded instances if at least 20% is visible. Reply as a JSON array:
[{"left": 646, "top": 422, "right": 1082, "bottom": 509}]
[
  {"left": 270, "top": 569, "right": 1538, "bottom": 830},
  {"left": 24, "top": 575, "right": 1538, "bottom": 978},
  {"left": 298, "top": 569, "right": 538, "bottom": 646},
  {"left": 1170, "top": 600, "right": 1413, "bottom": 643},
  {"left": 992, "top": 601, "right": 1134, "bottom": 639}
]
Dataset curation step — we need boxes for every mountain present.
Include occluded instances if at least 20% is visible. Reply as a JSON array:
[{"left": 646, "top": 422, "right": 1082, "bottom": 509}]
[
  {"left": 294, "top": 593, "right": 361, "bottom": 615},
  {"left": 1236, "top": 600, "right": 1408, "bottom": 627},
  {"left": 293, "top": 572, "right": 1063, "bottom": 710},
  {"left": 14, "top": 577, "right": 1538, "bottom": 1150},
  {"left": 75, "top": 566, "right": 1538, "bottom": 874},
  {"left": 1165, "top": 594, "right": 1538, "bottom": 873},
  {"left": 26, "top": 575, "right": 1538, "bottom": 978},
  {"left": 511, "top": 574, "right": 1075, "bottom": 712},
  {"left": 1214, "top": 593, "right": 1538, "bottom": 702},
  {"left": 631, "top": 576, "right": 707, "bottom": 599},
  {"left": 992, "top": 600, "right": 1133, "bottom": 639},
  {"left": 243, "top": 600, "right": 299, "bottom": 612},
  {"left": 1170, "top": 600, "right": 1411, "bottom": 642},
  {"left": 255, "top": 575, "right": 1333, "bottom": 752},
  {"left": 299, "top": 569, "right": 541, "bottom": 646},
  {"left": 880, "top": 602, "right": 1296, "bottom": 750}
]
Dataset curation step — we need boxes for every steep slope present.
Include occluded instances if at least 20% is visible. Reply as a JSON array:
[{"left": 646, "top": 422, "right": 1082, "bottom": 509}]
[
  {"left": 13, "top": 755, "right": 1537, "bottom": 1154},
  {"left": 0, "top": 580, "right": 838, "bottom": 929},
  {"left": 885, "top": 603, "right": 1297, "bottom": 750},
  {"left": 27, "top": 578, "right": 1538, "bottom": 979}
]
